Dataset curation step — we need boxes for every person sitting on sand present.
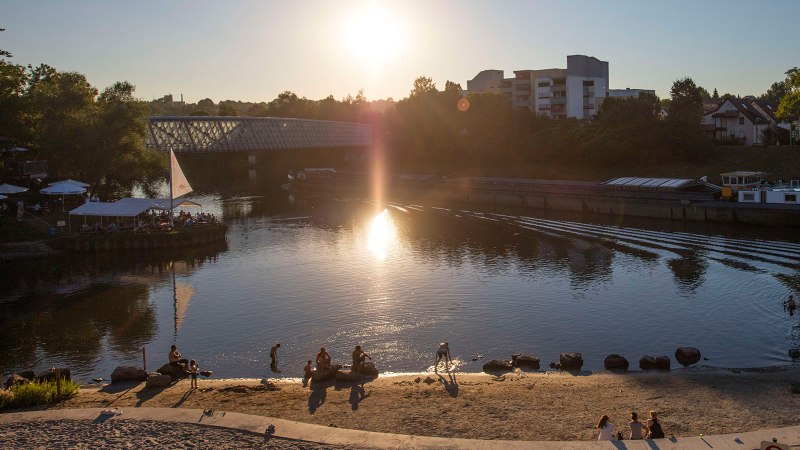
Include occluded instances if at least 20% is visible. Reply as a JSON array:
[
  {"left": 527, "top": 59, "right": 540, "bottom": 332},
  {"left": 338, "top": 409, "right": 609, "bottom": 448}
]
[
  {"left": 169, "top": 344, "right": 189, "bottom": 370},
  {"left": 629, "top": 412, "right": 644, "bottom": 440},
  {"left": 434, "top": 342, "right": 452, "bottom": 372},
  {"left": 316, "top": 347, "right": 331, "bottom": 370},
  {"left": 303, "top": 360, "right": 314, "bottom": 386},
  {"left": 644, "top": 411, "right": 665, "bottom": 439},
  {"left": 596, "top": 414, "right": 614, "bottom": 440},
  {"left": 352, "top": 345, "right": 371, "bottom": 371}
]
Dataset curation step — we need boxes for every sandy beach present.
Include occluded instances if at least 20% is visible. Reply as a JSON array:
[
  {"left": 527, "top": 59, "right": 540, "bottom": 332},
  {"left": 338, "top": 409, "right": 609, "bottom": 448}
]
[{"left": 25, "top": 368, "right": 799, "bottom": 442}]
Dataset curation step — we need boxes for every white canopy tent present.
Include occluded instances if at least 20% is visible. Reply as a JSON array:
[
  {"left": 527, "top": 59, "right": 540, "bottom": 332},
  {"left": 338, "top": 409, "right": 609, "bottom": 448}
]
[
  {"left": 68, "top": 197, "right": 201, "bottom": 231},
  {"left": 69, "top": 198, "right": 200, "bottom": 218},
  {"left": 0, "top": 183, "right": 28, "bottom": 194},
  {"left": 41, "top": 181, "right": 87, "bottom": 211},
  {"left": 48, "top": 178, "right": 89, "bottom": 188}
]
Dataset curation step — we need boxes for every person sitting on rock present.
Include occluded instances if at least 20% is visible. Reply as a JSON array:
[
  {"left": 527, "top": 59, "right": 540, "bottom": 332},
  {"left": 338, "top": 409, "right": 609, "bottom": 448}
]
[
  {"left": 169, "top": 344, "right": 189, "bottom": 370},
  {"left": 352, "top": 345, "right": 371, "bottom": 372},
  {"left": 316, "top": 347, "right": 331, "bottom": 370}
]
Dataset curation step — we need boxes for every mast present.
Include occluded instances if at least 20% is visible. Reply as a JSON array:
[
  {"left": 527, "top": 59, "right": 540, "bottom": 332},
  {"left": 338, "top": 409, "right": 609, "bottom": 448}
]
[{"left": 169, "top": 148, "right": 174, "bottom": 226}]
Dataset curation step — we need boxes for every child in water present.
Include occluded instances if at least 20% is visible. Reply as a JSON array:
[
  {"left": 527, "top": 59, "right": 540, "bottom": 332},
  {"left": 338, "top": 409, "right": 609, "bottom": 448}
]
[{"left": 189, "top": 359, "right": 199, "bottom": 389}]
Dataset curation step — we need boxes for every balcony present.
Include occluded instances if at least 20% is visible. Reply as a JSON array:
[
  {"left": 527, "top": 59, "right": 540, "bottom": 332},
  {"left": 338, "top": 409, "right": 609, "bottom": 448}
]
[
  {"left": 550, "top": 97, "right": 566, "bottom": 104},
  {"left": 515, "top": 84, "right": 531, "bottom": 91}
]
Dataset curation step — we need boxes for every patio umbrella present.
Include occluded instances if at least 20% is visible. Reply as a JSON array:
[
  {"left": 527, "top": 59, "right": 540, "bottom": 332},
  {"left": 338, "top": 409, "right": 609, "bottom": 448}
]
[
  {"left": 0, "top": 194, "right": 6, "bottom": 200},
  {"left": 48, "top": 178, "right": 89, "bottom": 188},
  {"left": 0, "top": 183, "right": 28, "bottom": 194},
  {"left": 41, "top": 181, "right": 87, "bottom": 211}
]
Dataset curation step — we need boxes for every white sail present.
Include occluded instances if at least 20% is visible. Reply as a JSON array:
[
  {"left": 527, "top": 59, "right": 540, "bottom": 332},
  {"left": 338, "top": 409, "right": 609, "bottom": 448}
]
[{"left": 170, "top": 149, "right": 193, "bottom": 199}]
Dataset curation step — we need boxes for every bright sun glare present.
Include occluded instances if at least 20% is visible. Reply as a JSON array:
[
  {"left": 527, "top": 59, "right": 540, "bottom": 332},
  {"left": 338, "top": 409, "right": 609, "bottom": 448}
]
[
  {"left": 367, "top": 209, "right": 397, "bottom": 260},
  {"left": 344, "top": 3, "right": 406, "bottom": 70}
]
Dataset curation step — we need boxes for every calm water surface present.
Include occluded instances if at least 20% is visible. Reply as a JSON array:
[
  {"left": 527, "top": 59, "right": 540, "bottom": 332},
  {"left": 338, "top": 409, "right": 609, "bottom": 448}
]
[{"left": 3, "top": 186, "right": 800, "bottom": 380}]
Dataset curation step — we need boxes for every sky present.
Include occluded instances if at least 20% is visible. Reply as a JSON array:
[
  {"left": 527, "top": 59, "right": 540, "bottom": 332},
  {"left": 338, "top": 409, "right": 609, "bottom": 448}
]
[{"left": 2, "top": 0, "right": 799, "bottom": 104}]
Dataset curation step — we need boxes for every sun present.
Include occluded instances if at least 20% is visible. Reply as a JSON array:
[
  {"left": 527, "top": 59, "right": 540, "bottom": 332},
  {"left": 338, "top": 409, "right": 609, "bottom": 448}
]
[{"left": 343, "top": 3, "right": 406, "bottom": 70}]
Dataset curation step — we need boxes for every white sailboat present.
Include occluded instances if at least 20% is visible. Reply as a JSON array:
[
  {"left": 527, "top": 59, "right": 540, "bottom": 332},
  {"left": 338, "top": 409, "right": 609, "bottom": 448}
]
[{"left": 169, "top": 149, "right": 193, "bottom": 224}]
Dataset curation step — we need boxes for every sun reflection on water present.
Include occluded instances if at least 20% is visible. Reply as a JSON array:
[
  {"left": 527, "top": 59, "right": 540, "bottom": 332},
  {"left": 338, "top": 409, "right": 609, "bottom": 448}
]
[{"left": 367, "top": 209, "right": 397, "bottom": 260}]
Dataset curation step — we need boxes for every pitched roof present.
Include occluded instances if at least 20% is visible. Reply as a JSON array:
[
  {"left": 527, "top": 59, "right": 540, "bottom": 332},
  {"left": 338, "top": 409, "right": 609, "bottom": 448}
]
[
  {"left": 750, "top": 99, "right": 778, "bottom": 122},
  {"left": 710, "top": 99, "right": 771, "bottom": 124}
]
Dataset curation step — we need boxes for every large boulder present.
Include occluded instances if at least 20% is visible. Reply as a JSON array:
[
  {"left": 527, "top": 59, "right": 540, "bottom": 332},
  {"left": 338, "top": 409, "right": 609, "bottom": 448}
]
[
  {"left": 604, "top": 354, "right": 629, "bottom": 371},
  {"left": 35, "top": 367, "right": 72, "bottom": 382},
  {"left": 482, "top": 360, "right": 513, "bottom": 373},
  {"left": 156, "top": 363, "right": 189, "bottom": 381},
  {"left": 311, "top": 367, "right": 338, "bottom": 382},
  {"left": 355, "top": 361, "right": 379, "bottom": 378},
  {"left": 111, "top": 365, "right": 147, "bottom": 383},
  {"left": 5, "top": 373, "right": 31, "bottom": 389},
  {"left": 512, "top": 354, "right": 540, "bottom": 370},
  {"left": 335, "top": 371, "right": 364, "bottom": 382},
  {"left": 675, "top": 347, "right": 701, "bottom": 367},
  {"left": 145, "top": 372, "right": 172, "bottom": 388},
  {"left": 640, "top": 355, "right": 670, "bottom": 371},
  {"left": 559, "top": 352, "right": 583, "bottom": 371}
]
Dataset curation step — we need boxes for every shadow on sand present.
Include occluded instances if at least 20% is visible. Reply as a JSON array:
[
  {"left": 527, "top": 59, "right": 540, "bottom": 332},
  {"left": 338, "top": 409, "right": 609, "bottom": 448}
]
[{"left": 308, "top": 378, "right": 375, "bottom": 413}]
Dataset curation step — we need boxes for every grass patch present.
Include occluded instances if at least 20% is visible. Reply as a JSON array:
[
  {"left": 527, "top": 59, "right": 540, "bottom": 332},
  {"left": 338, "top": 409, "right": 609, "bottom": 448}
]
[{"left": 0, "top": 379, "right": 80, "bottom": 409}]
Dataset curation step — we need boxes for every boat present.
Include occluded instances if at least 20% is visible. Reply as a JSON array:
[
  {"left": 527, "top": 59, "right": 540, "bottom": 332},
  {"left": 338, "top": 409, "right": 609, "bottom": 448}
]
[{"left": 719, "top": 171, "right": 767, "bottom": 199}]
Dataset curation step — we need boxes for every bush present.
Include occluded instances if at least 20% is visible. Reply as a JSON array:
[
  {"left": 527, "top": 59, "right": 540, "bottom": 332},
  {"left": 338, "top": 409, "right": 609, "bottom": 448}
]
[{"left": 0, "top": 379, "right": 80, "bottom": 409}]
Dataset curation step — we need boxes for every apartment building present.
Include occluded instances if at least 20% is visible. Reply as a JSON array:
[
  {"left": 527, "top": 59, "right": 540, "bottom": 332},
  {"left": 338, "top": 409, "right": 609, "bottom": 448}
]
[
  {"left": 607, "top": 88, "right": 656, "bottom": 99},
  {"left": 465, "top": 55, "right": 609, "bottom": 119}
]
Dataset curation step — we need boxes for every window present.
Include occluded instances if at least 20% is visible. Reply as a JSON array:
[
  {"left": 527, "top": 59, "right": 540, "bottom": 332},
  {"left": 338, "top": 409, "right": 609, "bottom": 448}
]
[
  {"left": 537, "top": 82, "right": 550, "bottom": 88},
  {"left": 742, "top": 193, "right": 755, "bottom": 201},
  {"left": 786, "top": 194, "right": 797, "bottom": 202},
  {"left": 739, "top": 117, "right": 744, "bottom": 125},
  {"left": 582, "top": 80, "right": 594, "bottom": 86}
]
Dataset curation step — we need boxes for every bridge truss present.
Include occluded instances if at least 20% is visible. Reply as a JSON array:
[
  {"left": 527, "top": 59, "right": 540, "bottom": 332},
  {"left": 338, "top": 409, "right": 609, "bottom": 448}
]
[{"left": 147, "top": 116, "right": 373, "bottom": 153}]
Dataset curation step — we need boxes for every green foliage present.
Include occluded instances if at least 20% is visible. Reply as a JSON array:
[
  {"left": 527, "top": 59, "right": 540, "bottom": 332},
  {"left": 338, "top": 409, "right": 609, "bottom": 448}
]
[
  {"left": 777, "top": 67, "right": 800, "bottom": 122},
  {"left": 666, "top": 77, "right": 707, "bottom": 160},
  {"left": 0, "top": 379, "right": 80, "bottom": 409},
  {"left": 218, "top": 103, "right": 238, "bottom": 116}
]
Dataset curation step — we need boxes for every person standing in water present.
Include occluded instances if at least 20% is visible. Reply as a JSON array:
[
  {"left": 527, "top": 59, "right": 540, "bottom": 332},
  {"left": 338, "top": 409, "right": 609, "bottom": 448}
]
[
  {"left": 270, "top": 343, "right": 281, "bottom": 373},
  {"left": 434, "top": 342, "right": 452, "bottom": 372}
]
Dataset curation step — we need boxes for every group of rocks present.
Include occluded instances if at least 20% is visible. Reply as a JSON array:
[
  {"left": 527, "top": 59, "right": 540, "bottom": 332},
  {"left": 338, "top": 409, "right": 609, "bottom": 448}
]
[
  {"left": 481, "top": 347, "right": 702, "bottom": 374},
  {"left": 4, "top": 367, "right": 72, "bottom": 389},
  {"left": 310, "top": 362, "right": 380, "bottom": 383}
]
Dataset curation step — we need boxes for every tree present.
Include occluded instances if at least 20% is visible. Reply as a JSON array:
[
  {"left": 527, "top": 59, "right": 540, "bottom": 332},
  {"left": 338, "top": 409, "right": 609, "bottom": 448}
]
[
  {"left": 410, "top": 76, "right": 437, "bottom": 97},
  {"left": 218, "top": 103, "right": 238, "bottom": 116},
  {"left": 712, "top": 88, "right": 719, "bottom": 100},
  {"left": 776, "top": 67, "right": 800, "bottom": 122},
  {"left": 666, "top": 77, "right": 706, "bottom": 159},
  {"left": 197, "top": 98, "right": 215, "bottom": 109}
]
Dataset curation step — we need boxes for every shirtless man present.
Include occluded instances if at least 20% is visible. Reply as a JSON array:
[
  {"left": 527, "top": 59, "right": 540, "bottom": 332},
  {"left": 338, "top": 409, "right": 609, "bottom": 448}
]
[
  {"left": 787, "top": 295, "right": 797, "bottom": 312},
  {"left": 169, "top": 344, "right": 188, "bottom": 370},
  {"left": 434, "top": 342, "right": 452, "bottom": 372},
  {"left": 316, "top": 347, "right": 331, "bottom": 370},
  {"left": 270, "top": 343, "right": 281, "bottom": 362},
  {"left": 352, "top": 345, "right": 371, "bottom": 371}
]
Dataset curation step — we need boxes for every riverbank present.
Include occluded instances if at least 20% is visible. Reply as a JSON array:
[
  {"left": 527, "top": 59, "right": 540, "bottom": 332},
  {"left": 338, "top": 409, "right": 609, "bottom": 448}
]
[{"left": 39, "top": 369, "right": 800, "bottom": 441}]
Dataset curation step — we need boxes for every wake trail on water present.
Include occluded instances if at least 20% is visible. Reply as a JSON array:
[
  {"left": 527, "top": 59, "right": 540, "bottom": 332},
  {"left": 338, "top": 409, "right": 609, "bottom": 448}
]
[{"left": 397, "top": 203, "right": 800, "bottom": 280}]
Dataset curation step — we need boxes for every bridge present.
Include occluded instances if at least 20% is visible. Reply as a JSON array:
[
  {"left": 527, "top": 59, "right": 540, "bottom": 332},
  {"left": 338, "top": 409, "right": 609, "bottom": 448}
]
[{"left": 147, "top": 116, "right": 373, "bottom": 153}]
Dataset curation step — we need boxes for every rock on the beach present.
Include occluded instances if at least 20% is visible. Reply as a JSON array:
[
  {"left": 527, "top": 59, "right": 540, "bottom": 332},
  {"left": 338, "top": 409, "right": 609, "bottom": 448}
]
[
  {"left": 559, "top": 353, "right": 583, "bottom": 371},
  {"left": 511, "top": 354, "right": 540, "bottom": 370},
  {"left": 604, "top": 354, "right": 629, "bottom": 371},
  {"left": 111, "top": 366, "right": 147, "bottom": 383},
  {"left": 156, "top": 363, "right": 189, "bottom": 381},
  {"left": 35, "top": 367, "right": 72, "bottom": 382},
  {"left": 335, "top": 371, "right": 364, "bottom": 382},
  {"left": 675, "top": 347, "right": 701, "bottom": 367},
  {"left": 311, "top": 367, "right": 338, "bottom": 382},
  {"left": 145, "top": 373, "right": 172, "bottom": 388},
  {"left": 355, "top": 361, "right": 379, "bottom": 378},
  {"left": 482, "top": 360, "right": 513, "bottom": 373},
  {"left": 790, "top": 349, "right": 800, "bottom": 360},
  {"left": 5, "top": 373, "right": 30, "bottom": 389},
  {"left": 640, "top": 355, "right": 670, "bottom": 370}
]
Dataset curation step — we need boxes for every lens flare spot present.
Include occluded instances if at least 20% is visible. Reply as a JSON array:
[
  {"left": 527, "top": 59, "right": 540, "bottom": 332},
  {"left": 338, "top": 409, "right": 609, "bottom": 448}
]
[
  {"left": 457, "top": 98, "right": 470, "bottom": 112},
  {"left": 367, "top": 209, "right": 397, "bottom": 261}
]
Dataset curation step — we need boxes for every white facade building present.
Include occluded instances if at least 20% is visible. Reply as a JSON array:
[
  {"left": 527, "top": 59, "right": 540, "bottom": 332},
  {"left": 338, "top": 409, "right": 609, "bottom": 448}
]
[
  {"left": 465, "top": 55, "right": 609, "bottom": 119},
  {"left": 702, "top": 98, "right": 774, "bottom": 146}
]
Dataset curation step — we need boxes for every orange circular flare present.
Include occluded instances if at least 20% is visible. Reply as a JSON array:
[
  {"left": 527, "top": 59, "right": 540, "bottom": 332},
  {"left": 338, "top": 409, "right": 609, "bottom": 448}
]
[{"left": 457, "top": 98, "right": 470, "bottom": 112}]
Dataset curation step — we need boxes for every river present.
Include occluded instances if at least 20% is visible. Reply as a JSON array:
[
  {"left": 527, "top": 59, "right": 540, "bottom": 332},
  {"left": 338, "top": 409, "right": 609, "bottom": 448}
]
[{"left": 2, "top": 176, "right": 800, "bottom": 380}]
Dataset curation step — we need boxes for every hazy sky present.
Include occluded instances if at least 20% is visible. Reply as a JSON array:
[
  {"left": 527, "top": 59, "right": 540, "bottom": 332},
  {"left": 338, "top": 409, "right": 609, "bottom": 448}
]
[{"left": 3, "top": 0, "right": 798, "bottom": 104}]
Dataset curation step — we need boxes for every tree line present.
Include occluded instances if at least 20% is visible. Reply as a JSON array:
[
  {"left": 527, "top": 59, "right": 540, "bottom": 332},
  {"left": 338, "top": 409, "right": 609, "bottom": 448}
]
[{"left": 2, "top": 26, "right": 798, "bottom": 194}]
